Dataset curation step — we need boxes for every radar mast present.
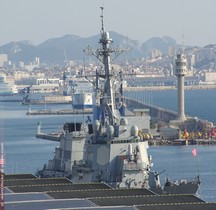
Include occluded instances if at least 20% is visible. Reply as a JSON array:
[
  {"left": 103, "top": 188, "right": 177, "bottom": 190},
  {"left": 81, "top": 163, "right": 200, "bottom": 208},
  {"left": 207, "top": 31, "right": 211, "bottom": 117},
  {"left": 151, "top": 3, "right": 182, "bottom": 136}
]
[{"left": 84, "top": 7, "right": 127, "bottom": 127}]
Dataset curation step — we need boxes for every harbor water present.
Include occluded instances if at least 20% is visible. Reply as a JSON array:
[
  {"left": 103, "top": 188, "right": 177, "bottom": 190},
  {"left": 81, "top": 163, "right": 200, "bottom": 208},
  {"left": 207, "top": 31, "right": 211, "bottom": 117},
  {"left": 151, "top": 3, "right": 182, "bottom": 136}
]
[
  {"left": 0, "top": 102, "right": 82, "bottom": 173},
  {"left": 0, "top": 89, "right": 216, "bottom": 202}
]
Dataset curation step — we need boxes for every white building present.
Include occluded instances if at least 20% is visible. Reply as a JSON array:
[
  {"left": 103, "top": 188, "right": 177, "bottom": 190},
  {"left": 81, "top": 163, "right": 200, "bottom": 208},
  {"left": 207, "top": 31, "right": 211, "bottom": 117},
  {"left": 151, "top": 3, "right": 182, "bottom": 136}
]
[
  {"left": 0, "top": 54, "right": 8, "bottom": 67},
  {"left": 204, "top": 72, "right": 216, "bottom": 82}
]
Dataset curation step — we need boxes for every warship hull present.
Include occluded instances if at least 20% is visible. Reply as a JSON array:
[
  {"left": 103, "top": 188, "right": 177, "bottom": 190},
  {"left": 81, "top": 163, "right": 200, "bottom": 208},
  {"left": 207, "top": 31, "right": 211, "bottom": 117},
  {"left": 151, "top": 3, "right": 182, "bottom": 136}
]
[{"left": 36, "top": 7, "right": 200, "bottom": 197}]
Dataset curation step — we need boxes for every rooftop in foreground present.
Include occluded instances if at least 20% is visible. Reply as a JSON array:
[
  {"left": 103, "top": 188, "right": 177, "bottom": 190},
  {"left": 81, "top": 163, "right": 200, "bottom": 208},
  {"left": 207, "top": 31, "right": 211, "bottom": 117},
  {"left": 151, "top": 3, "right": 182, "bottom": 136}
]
[{"left": 3, "top": 174, "right": 216, "bottom": 210}]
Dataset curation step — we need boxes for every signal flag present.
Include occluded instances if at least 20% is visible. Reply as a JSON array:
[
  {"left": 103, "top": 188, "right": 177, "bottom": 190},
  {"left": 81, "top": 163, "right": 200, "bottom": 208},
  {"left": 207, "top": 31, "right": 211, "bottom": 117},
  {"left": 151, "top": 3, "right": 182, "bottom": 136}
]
[{"left": 192, "top": 148, "right": 197, "bottom": 157}]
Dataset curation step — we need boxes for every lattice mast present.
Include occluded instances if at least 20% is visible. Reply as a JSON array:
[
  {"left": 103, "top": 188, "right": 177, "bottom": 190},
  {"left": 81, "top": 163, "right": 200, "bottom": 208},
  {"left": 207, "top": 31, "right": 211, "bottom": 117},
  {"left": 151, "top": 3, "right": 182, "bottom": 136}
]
[{"left": 84, "top": 7, "right": 127, "bottom": 126}]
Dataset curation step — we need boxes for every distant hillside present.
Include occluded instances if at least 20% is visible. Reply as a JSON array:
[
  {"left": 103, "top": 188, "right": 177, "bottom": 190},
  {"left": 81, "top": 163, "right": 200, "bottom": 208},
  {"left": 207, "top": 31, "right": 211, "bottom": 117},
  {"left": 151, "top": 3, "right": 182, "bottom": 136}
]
[
  {"left": 140, "top": 36, "right": 177, "bottom": 57},
  {"left": 0, "top": 33, "right": 178, "bottom": 64}
]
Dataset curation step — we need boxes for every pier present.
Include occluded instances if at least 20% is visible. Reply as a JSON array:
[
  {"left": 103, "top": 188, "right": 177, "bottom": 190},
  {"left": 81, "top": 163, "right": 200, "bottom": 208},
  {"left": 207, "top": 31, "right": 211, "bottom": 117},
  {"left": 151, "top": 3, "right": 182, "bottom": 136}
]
[
  {"left": 26, "top": 109, "right": 92, "bottom": 115},
  {"left": 36, "top": 132, "right": 62, "bottom": 141},
  {"left": 36, "top": 121, "right": 63, "bottom": 141},
  {"left": 149, "top": 138, "right": 216, "bottom": 146}
]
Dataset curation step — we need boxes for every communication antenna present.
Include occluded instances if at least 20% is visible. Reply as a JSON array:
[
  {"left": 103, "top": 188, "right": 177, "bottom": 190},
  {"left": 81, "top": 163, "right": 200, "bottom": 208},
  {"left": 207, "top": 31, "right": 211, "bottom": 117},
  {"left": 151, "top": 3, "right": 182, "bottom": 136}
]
[
  {"left": 63, "top": 49, "right": 69, "bottom": 68},
  {"left": 84, "top": 7, "right": 129, "bottom": 64},
  {"left": 182, "top": 33, "right": 185, "bottom": 53},
  {"left": 100, "top": 7, "right": 105, "bottom": 34}
]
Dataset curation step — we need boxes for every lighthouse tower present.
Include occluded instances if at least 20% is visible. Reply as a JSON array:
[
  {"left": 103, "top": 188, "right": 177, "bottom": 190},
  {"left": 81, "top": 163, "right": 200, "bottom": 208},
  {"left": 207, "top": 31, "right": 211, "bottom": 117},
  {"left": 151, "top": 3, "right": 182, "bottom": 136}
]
[{"left": 175, "top": 53, "right": 187, "bottom": 121}]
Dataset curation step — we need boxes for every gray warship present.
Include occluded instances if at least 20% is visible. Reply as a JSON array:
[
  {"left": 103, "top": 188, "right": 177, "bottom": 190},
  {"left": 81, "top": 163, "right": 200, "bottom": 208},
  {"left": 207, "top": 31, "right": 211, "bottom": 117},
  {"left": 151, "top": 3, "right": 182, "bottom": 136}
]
[{"left": 37, "top": 7, "right": 200, "bottom": 195}]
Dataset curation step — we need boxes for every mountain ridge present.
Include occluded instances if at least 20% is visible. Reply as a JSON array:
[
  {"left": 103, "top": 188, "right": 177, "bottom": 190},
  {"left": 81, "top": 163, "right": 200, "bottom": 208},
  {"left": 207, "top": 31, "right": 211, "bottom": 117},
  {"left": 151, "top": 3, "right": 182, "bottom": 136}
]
[{"left": 0, "top": 32, "right": 179, "bottom": 64}]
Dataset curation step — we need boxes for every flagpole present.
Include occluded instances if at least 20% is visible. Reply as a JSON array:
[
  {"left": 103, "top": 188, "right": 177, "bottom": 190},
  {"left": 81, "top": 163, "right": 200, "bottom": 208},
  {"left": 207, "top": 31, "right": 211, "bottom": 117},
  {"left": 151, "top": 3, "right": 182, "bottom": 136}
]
[
  {"left": 192, "top": 147, "right": 202, "bottom": 198},
  {"left": 192, "top": 147, "right": 200, "bottom": 180},
  {"left": 196, "top": 148, "right": 200, "bottom": 177}
]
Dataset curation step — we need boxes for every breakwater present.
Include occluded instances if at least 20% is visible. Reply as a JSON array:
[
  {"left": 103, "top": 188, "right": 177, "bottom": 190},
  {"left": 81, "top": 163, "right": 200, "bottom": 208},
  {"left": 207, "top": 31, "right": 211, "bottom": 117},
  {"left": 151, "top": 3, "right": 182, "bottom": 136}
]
[
  {"left": 125, "top": 84, "right": 216, "bottom": 91},
  {"left": 125, "top": 97, "right": 177, "bottom": 122},
  {"left": 125, "top": 97, "right": 213, "bottom": 134}
]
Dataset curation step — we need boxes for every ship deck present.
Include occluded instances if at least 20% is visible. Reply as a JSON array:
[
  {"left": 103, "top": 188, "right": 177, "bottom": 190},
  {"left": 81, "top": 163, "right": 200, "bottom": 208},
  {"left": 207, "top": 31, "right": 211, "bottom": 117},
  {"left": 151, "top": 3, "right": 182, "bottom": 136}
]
[{"left": 3, "top": 174, "right": 216, "bottom": 210}]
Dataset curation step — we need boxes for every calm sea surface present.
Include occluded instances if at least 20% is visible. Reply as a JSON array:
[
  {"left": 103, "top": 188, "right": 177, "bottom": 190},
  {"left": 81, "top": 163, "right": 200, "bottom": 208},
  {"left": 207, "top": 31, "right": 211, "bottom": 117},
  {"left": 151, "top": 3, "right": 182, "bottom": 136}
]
[
  {"left": 125, "top": 88, "right": 216, "bottom": 124},
  {"left": 0, "top": 89, "right": 216, "bottom": 202}
]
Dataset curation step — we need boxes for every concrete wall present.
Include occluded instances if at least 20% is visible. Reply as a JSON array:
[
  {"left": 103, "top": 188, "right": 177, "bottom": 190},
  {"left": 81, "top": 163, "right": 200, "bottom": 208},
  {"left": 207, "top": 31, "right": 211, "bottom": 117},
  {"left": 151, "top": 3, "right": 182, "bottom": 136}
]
[{"left": 125, "top": 97, "right": 213, "bottom": 133}]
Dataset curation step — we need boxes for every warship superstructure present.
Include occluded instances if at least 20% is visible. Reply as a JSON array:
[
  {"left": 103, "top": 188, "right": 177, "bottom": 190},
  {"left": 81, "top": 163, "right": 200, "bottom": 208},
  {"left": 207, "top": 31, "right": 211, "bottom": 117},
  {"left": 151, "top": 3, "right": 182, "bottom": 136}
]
[{"left": 37, "top": 7, "right": 200, "bottom": 195}]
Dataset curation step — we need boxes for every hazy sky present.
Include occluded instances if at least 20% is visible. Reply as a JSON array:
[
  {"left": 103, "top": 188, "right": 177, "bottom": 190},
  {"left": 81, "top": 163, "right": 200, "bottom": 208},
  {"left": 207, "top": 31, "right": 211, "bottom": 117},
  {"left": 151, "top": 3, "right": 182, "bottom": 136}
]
[{"left": 0, "top": 0, "right": 215, "bottom": 47}]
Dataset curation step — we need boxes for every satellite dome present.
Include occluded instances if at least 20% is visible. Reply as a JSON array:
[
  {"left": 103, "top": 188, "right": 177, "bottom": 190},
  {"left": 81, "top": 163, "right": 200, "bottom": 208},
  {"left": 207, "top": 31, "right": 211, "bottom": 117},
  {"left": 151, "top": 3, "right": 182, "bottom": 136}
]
[
  {"left": 106, "top": 125, "right": 114, "bottom": 137},
  {"left": 120, "top": 117, "right": 128, "bottom": 125},
  {"left": 131, "top": 125, "right": 139, "bottom": 137}
]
